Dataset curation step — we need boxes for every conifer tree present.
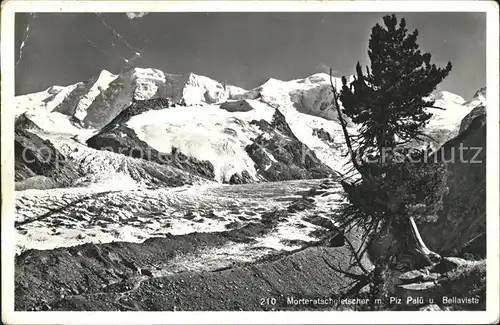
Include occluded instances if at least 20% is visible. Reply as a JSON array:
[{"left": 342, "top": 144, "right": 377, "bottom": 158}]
[
  {"left": 340, "top": 14, "right": 452, "bottom": 157},
  {"left": 330, "top": 14, "right": 452, "bottom": 275}
]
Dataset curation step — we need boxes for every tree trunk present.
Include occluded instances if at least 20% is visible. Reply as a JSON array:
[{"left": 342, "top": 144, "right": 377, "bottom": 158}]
[{"left": 391, "top": 216, "right": 441, "bottom": 270}]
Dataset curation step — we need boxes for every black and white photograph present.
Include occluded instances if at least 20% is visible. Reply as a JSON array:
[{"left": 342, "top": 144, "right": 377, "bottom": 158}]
[{"left": 1, "top": 1, "right": 499, "bottom": 324}]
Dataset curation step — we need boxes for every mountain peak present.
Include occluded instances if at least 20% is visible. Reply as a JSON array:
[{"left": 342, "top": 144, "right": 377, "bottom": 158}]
[
  {"left": 473, "top": 87, "right": 486, "bottom": 101},
  {"left": 428, "top": 90, "right": 466, "bottom": 105}
]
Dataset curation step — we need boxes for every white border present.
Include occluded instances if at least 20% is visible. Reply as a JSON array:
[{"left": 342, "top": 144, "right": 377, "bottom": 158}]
[{"left": 1, "top": 1, "right": 499, "bottom": 324}]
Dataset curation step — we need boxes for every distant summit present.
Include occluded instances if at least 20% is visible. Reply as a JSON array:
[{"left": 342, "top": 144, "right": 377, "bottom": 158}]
[{"left": 16, "top": 68, "right": 247, "bottom": 128}]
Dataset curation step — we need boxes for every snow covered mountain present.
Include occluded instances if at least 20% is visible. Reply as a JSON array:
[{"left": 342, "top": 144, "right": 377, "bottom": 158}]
[
  {"left": 419, "top": 88, "right": 487, "bottom": 150},
  {"left": 16, "top": 68, "right": 247, "bottom": 129},
  {"left": 459, "top": 87, "right": 486, "bottom": 133},
  {"left": 14, "top": 67, "right": 480, "bottom": 188}
]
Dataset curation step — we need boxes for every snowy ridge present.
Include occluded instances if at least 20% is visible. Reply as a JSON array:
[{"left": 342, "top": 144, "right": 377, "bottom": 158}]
[
  {"left": 16, "top": 68, "right": 248, "bottom": 129},
  {"left": 15, "top": 84, "right": 78, "bottom": 117},
  {"left": 422, "top": 90, "right": 483, "bottom": 149},
  {"left": 243, "top": 73, "right": 354, "bottom": 121},
  {"left": 463, "top": 87, "right": 486, "bottom": 108},
  {"left": 428, "top": 90, "right": 466, "bottom": 106},
  {"left": 73, "top": 70, "right": 119, "bottom": 121}
]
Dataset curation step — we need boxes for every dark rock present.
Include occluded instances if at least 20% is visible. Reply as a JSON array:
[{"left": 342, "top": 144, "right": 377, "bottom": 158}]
[
  {"left": 246, "top": 109, "right": 336, "bottom": 181},
  {"left": 287, "top": 197, "right": 315, "bottom": 213},
  {"left": 430, "top": 257, "right": 468, "bottom": 274},
  {"left": 228, "top": 171, "right": 253, "bottom": 184},
  {"left": 280, "top": 239, "right": 310, "bottom": 247},
  {"left": 51, "top": 76, "right": 99, "bottom": 119},
  {"left": 220, "top": 99, "right": 254, "bottom": 112},
  {"left": 308, "top": 228, "right": 330, "bottom": 239},
  {"left": 456, "top": 232, "right": 486, "bottom": 259},
  {"left": 327, "top": 234, "right": 345, "bottom": 247},
  {"left": 398, "top": 270, "right": 439, "bottom": 284},
  {"left": 14, "top": 128, "right": 82, "bottom": 189},
  {"left": 16, "top": 236, "right": 372, "bottom": 311},
  {"left": 184, "top": 212, "right": 197, "bottom": 220},
  {"left": 395, "top": 281, "right": 441, "bottom": 304},
  {"left": 459, "top": 104, "right": 486, "bottom": 133},
  {"left": 303, "top": 215, "right": 338, "bottom": 231},
  {"left": 203, "top": 210, "right": 222, "bottom": 220},
  {"left": 399, "top": 270, "right": 425, "bottom": 284}
]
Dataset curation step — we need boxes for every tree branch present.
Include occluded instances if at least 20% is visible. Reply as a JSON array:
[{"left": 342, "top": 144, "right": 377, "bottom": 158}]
[{"left": 329, "top": 68, "right": 362, "bottom": 175}]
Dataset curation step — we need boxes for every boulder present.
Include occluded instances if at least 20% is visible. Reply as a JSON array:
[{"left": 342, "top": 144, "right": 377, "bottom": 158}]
[
  {"left": 430, "top": 257, "right": 468, "bottom": 274},
  {"left": 261, "top": 210, "right": 289, "bottom": 227},
  {"left": 220, "top": 99, "right": 254, "bottom": 112},
  {"left": 419, "top": 304, "right": 442, "bottom": 311},
  {"left": 395, "top": 281, "right": 441, "bottom": 304},
  {"left": 398, "top": 270, "right": 440, "bottom": 284},
  {"left": 287, "top": 197, "right": 315, "bottom": 213},
  {"left": 14, "top": 128, "right": 81, "bottom": 188},
  {"left": 302, "top": 215, "right": 338, "bottom": 231},
  {"left": 327, "top": 234, "right": 345, "bottom": 247}
]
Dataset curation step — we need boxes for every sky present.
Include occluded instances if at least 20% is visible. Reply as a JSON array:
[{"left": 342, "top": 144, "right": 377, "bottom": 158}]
[{"left": 15, "top": 12, "right": 486, "bottom": 99}]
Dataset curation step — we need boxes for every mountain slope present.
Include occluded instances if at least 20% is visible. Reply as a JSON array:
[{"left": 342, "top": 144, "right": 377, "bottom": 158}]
[
  {"left": 13, "top": 110, "right": 209, "bottom": 190},
  {"left": 14, "top": 128, "right": 82, "bottom": 190},
  {"left": 420, "top": 93, "right": 487, "bottom": 258},
  {"left": 86, "top": 97, "right": 336, "bottom": 183},
  {"left": 86, "top": 98, "right": 217, "bottom": 181},
  {"left": 246, "top": 109, "right": 337, "bottom": 181},
  {"left": 459, "top": 87, "right": 486, "bottom": 133}
]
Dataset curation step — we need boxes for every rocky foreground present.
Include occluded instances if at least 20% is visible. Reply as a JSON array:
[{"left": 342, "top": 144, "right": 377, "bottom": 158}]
[{"left": 15, "top": 178, "right": 486, "bottom": 311}]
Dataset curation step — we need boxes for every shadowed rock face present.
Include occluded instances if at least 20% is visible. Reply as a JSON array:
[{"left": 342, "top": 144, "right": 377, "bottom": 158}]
[
  {"left": 246, "top": 109, "right": 338, "bottom": 181},
  {"left": 86, "top": 99, "right": 216, "bottom": 181},
  {"left": 459, "top": 104, "right": 485, "bottom": 133},
  {"left": 14, "top": 127, "right": 81, "bottom": 189},
  {"left": 15, "top": 113, "right": 43, "bottom": 132},
  {"left": 420, "top": 109, "right": 486, "bottom": 258},
  {"left": 219, "top": 99, "right": 254, "bottom": 112},
  {"left": 227, "top": 170, "right": 253, "bottom": 184}
]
